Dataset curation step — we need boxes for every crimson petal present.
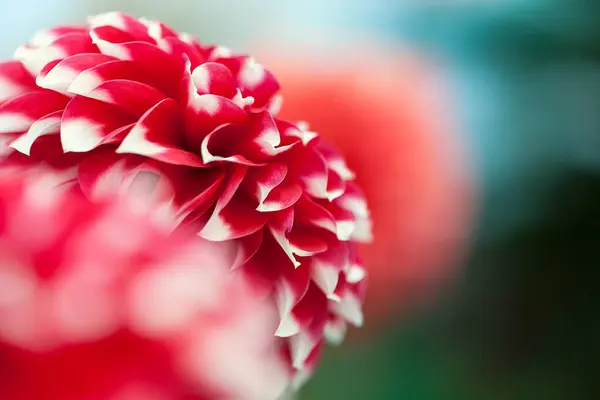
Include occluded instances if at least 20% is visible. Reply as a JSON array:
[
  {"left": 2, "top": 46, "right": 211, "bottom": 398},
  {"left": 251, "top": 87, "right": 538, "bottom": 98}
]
[
  {"left": 116, "top": 98, "right": 204, "bottom": 167},
  {"left": 0, "top": 61, "right": 38, "bottom": 102},
  {"left": 0, "top": 91, "right": 68, "bottom": 135},
  {"left": 61, "top": 96, "right": 133, "bottom": 152},
  {"left": 37, "top": 53, "right": 115, "bottom": 94}
]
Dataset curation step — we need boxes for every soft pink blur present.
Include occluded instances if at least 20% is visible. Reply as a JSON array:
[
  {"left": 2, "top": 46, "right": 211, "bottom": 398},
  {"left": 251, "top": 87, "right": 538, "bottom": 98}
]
[
  {"left": 0, "top": 167, "right": 289, "bottom": 400},
  {"left": 256, "top": 41, "right": 476, "bottom": 331}
]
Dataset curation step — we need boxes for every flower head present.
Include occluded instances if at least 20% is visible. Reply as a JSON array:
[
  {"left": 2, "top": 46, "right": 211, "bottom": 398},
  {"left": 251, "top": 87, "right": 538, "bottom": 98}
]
[
  {"left": 0, "top": 12, "right": 371, "bottom": 380},
  {"left": 0, "top": 167, "right": 289, "bottom": 400}
]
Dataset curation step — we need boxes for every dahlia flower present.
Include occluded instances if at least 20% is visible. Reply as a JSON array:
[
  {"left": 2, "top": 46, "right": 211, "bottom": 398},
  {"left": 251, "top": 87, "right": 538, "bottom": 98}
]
[
  {"left": 0, "top": 167, "right": 289, "bottom": 400},
  {"left": 258, "top": 43, "right": 474, "bottom": 326},
  {"left": 0, "top": 12, "right": 370, "bottom": 380}
]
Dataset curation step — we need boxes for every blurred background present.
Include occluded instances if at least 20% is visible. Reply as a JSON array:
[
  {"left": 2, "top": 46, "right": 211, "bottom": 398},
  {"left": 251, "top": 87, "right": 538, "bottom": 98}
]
[{"left": 2, "top": 0, "right": 599, "bottom": 398}]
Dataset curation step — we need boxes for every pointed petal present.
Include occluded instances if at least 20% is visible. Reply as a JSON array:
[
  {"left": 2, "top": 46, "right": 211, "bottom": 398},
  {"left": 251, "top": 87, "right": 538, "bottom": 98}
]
[
  {"left": 175, "top": 169, "right": 225, "bottom": 217},
  {"left": 73, "top": 79, "right": 167, "bottom": 117},
  {"left": 89, "top": 35, "right": 182, "bottom": 97},
  {"left": 232, "top": 229, "right": 264, "bottom": 270},
  {"left": 77, "top": 147, "right": 136, "bottom": 198},
  {"left": 277, "top": 119, "right": 319, "bottom": 146},
  {"left": 288, "top": 147, "right": 329, "bottom": 200},
  {"left": 191, "top": 61, "right": 236, "bottom": 98},
  {"left": 274, "top": 258, "right": 311, "bottom": 337},
  {"left": 246, "top": 112, "right": 296, "bottom": 159},
  {"left": 198, "top": 191, "right": 267, "bottom": 241},
  {"left": 88, "top": 12, "right": 153, "bottom": 42},
  {"left": 310, "top": 241, "right": 349, "bottom": 299},
  {"left": 67, "top": 60, "right": 162, "bottom": 97},
  {"left": 200, "top": 122, "right": 262, "bottom": 166},
  {"left": 318, "top": 142, "right": 356, "bottom": 181},
  {"left": 9, "top": 111, "right": 62, "bottom": 155},
  {"left": 257, "top": 180, "right": 302, "bottom": 212},
  {"left": 324, "top": 315, "right": 347, "bottom": 346},
  {"left": 286, "top": 226, "right": 330, "bottom": 257},
  {"left": 28, "top": 26, "right": 87, "bottom": 47},
  {"left": 217, "top": 55, "right": 280, "bottom": 110},
  {"left": 115, "top": 98, "right": 205, "bottom": 167},
  {"left": 330, "top": 276, "right": 365, "bottom": 327},
  {"left": 61, "top": 96, "right": 133, "bottom": 152},
  {"left": 185, "top": 94, "right": 248, "bottom": 149},
  {"left": 293, "top": 195, "right": 337, "bottom": 236},
  {"left": 325, "top": 168, "right": 346, "bottom": 202},
  {"left": 0, "top": 61, "right": 37, "bottom": 102},
  {"left": 15, "top": 32, "right": 97, "bottom": 76},
  {"left": 0, "top": 91, "right": 68, "bottom": 134},
  {"left": 36, "top": 53, "right": 115, "bottom": 94},
  {"left": 288, "top": 283, "right": 328, "bottom": 352},
  {"left": 268, "top": 208, "right": 300, "bottom": 268}
]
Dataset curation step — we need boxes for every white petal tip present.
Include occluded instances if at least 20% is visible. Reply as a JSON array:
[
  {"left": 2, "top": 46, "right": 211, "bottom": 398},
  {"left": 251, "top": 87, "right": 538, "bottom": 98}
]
[{"left": 275, "top": 315, "right": 300, "bottom": 338}]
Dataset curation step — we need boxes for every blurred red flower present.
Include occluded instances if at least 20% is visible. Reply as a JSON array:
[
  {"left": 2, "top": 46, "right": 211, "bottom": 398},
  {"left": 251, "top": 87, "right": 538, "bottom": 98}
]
[
  {"left": 0, "top": 167, "right": 289, "bottom": 400},
  {"left": 258, "top": 43, "right": 476, "bottom": 327}
]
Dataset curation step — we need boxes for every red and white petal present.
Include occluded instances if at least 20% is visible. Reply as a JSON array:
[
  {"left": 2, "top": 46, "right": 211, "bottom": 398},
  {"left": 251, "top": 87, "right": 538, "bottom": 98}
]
[
  {"left": 78, "top": 148, "right": 133, "bottom": 198},
  {"left": 200, "top": 122, "right": 261, "bottom": 166},
  {"left": 198, "top": 191, "right": 268, "bottom": 241},
  {"left": 157, "top": 36, "right": 208, "bottom": 72},
  {"left": 77, "top": 147, "right": 173, "bottom": 204},
  {"left": 144, "top": 19, "right": 179, "bottom": 41},
  {"left": 325, "top": 168, "right": 346, "bottom": 201},
  {"left": 0, "top": 91, "right": 68, "bottom": 134},
  {"left": 239, "top": 231, "right": 288, "bottom": 299},
  {"left": 287, "top": 284, "right": 328, "bottom": 368},
  {"left": 258, "top": 180, "right": 302, "bottom": 212},
  {"left": 288, "top": 342, "right": 323, "bottom": 390},
  {"left": 89, "top": 35, "right": 182, "bottom": 97},
  {"left": 278, "top": 120, "right": 319, "bottom": 146},
  {"left": 293, "top": 195, "right": 337, "bottom": 236},
  {"left": 274, "top": 260, "right": 311, "bottom": 337},
  {"left": 324, "top": 315, "right": 347, "bottom": 346},
  {"left": 67, "top": 60, "right": 161, "bottom": 97},
  {"left": 219, "top": 56, "right": 280, "bottom": 110},
  {"left": 320, "top": 199, "right": 358, "bottom": 241},
  {"left": 318, "top": 142, "right": 356, "bottom": 181},
  {"left": 247, "top": 112, "right": 296, "bottom": 159},
  {"left": 310, "top": 241, "right": 349, "bottom": 300},
  {"left": 336, "top": 181, "right": 370, "bottom": 219},
  {"left": 116, "top": 99, "right": 204, "bottom": 167},
  {"left": 291, "top": 148, "right": 329, "bottom": 200},
  {"left": 286, "top": 226, "right": 329, "bottom": 257},
  {"left": 206, "top": 45, "right": 233, "bottom": 61},
  {"left": 9, "top": 111, "right": 62, "bottom": 155},
  {"left": 0, "top": 61, "right": 37, "bottom": 102},
  {"left": 36, "top": 53, "right": 115, "bottom": 94},
  {"left": 335, "top": 183, "right": 372, "bottom": 242},
  {"left": 61, "top": 96, "right": 132, "bottom": 152},
  {"left": 88, "top": 12, "right": 153, "bottom": 42},
  {"left": 191, "top": 62, "right": 237, "bottom": 98},
  {"left": 28, "top": 26, "right": 87, "bottom": 47},
  {"left": 244, "top": 163, "right": 301, "bottom": 211},
  {"left": 25, "top": 134, "right": 86, "bottom": 170},
  {"left": 175, "top": 168, "right": 226, "bottom": 217},
  {"left": 330, "top": 278, "right": 364, "bottom": 327},
  {"left": 267, "top": 94, "right": 283, "bottom": 117},
  {"left": 345, "top": 244, "right": 367, "bottom": 284},
  {"left": 186, "top": 94, "right": 248, "bottom": 149},
  {"left": 232, "top": 229, "right": 264, "bottom": 270},
  {"left": 268, "top": 208, "right": 300, "bottom": 268},
  {"left": 79, "top": 79, "right": 167, "bottom": 117},
  {"left": 15, "top": 32, "right": 97, "bottom": 76}
]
